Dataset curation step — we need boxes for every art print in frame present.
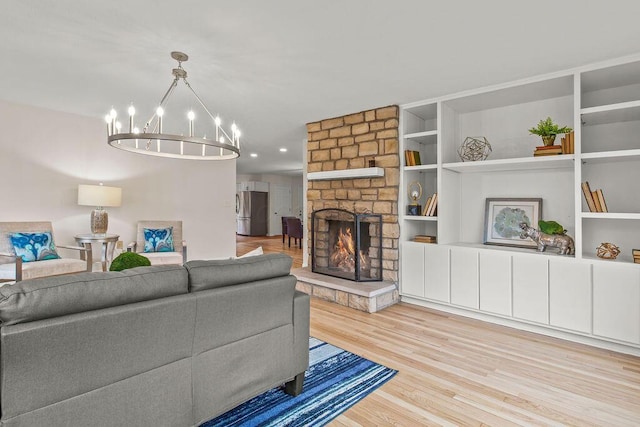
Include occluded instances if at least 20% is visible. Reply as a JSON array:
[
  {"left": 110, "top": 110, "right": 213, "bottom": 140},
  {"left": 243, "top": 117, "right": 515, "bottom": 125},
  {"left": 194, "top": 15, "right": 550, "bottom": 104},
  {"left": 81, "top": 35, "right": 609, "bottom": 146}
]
[{"left": 483, "top": 198, "right": 542, "bottom": 249}]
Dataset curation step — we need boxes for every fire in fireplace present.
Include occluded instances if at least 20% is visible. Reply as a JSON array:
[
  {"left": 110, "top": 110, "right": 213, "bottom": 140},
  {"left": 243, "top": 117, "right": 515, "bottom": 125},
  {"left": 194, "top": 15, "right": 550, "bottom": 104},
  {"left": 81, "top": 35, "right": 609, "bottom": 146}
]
[{"left": 311, "top": 208, "right": 382, "bottom": 282}]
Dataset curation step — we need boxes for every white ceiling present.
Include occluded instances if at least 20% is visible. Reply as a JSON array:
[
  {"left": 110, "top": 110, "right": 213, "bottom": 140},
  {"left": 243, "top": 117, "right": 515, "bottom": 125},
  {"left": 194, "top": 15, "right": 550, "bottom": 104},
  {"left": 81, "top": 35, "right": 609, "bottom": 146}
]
[{"left": 2, "top": 1, "right": 640, "bottom": 175}]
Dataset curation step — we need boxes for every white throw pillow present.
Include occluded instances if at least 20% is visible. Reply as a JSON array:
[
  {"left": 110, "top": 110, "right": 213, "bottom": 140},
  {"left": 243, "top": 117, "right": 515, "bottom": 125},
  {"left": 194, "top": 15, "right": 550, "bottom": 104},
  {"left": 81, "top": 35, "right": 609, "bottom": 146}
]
[{"left": 238, "top": 246, "right": 264, "bottom": 258}]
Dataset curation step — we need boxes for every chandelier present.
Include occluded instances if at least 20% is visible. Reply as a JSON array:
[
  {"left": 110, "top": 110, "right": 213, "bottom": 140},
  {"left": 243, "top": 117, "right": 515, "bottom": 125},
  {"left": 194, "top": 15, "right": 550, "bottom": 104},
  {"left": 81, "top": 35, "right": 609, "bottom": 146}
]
[{"left": 106, "top": 52, "right": 241, "bottom": 160}]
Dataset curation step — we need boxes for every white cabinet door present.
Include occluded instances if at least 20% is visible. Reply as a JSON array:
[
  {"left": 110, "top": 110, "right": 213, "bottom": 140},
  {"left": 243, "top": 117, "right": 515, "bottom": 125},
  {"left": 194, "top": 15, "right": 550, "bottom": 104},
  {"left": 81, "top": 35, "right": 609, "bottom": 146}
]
[
  {"left": 425, "top": 244, "right": 450, "bottom": 302},
  {"left": 512, "top": 255, "right": 548, "bottom": 324},
  {"left": 401, "top": 242, "right": 425, "bottom": 298},
  {"left": 479, "top": 252, "right": 511, "bottom": 316},
  {"left": 549, "top": 260, "right": 591, "bottom": 333},
  {"left": 451, "top": 248, "right": 478, "bottom": 309},
  {"left": 593, "top": 264, "right": 640, "bottom": 344}
]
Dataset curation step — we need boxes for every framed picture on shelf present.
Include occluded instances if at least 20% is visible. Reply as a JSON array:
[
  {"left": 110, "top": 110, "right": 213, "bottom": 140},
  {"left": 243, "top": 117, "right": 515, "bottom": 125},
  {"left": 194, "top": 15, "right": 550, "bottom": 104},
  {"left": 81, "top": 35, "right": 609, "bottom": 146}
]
[{"left": 483, "top": 198, "right": 542, "bottom": 249}]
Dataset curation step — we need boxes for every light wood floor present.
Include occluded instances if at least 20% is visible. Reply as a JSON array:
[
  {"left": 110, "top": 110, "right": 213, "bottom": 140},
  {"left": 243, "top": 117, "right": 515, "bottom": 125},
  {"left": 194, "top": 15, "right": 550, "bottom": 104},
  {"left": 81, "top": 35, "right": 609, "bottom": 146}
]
[{"left": 238, "top": 235, "right": 640, "bottom": 426}]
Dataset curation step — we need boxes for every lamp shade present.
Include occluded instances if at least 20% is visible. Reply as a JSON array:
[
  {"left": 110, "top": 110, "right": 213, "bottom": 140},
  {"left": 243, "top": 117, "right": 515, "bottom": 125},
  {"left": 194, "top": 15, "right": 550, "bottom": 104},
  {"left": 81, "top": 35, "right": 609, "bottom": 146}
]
[{"left": 78, "top": 185, "right": 122, "bottom": 207}]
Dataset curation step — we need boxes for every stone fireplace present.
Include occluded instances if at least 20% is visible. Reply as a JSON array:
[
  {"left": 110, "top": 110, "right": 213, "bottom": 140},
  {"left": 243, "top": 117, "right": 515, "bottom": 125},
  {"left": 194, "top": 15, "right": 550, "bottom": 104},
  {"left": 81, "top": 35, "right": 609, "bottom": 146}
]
[
  {"left": 295, "top": 105, "right": 400, "bottom": 312},
  {"left": 311, "top": 208, "right": 382, "bottom": 282}
]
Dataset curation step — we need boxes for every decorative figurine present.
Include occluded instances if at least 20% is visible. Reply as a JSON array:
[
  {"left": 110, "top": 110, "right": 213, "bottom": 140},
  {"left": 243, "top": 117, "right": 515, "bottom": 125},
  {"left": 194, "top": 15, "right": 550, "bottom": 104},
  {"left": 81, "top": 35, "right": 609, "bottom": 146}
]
[
  {"left": 458, "top": 136, "right": 492, "bottom": 162},
  {"left": 596, "top": 242, "right": 621, "bottom": 259},
  {"left": 519, "top": 223, "right": 575, "bottom": 255},
  {"left": 407, "top": 181, "right": 422, "bottom": 216}
]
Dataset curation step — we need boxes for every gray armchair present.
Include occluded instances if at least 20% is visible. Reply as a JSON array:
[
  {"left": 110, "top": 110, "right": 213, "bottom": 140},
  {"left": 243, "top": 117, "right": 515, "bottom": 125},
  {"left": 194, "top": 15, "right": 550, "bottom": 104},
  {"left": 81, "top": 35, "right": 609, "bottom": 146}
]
[
  {"left": 0, "top": 221, "right": 92, "bottom": 282},
  {"left": 128, "top": 220, "right": 187, "bottom": 265}
]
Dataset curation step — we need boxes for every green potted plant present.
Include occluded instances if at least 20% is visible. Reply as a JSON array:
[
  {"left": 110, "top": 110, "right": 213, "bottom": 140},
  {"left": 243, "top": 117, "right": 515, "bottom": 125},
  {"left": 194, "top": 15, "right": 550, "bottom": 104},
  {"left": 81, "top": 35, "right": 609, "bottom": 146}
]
[
  {"left": 528, "top": 117, "right": 572, "bottom": 146},
  {"left": 109, "top": 251, "right": 151, "bottom": 271}
]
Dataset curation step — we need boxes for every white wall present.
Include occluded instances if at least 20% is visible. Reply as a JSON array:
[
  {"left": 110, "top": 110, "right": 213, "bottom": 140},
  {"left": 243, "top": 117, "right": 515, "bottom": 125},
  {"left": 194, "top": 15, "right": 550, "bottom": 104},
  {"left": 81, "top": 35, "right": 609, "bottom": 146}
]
[{"left": 0, "top": 100, "right": 237, "bottom": 261}]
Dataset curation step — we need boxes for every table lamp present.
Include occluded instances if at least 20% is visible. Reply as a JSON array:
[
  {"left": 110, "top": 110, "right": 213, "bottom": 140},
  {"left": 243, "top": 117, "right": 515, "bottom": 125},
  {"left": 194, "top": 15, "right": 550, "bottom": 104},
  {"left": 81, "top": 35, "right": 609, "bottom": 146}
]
[{"left": 78, "top": 184, "right": 122, "bottom": 235}]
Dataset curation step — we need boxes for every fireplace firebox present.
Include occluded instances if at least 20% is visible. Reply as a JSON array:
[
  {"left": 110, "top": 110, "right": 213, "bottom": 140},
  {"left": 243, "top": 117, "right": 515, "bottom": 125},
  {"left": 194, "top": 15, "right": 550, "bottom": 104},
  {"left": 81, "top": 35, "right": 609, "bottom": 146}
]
[{"left": 311, "top": 208, "right": 382, "bottom": 282}]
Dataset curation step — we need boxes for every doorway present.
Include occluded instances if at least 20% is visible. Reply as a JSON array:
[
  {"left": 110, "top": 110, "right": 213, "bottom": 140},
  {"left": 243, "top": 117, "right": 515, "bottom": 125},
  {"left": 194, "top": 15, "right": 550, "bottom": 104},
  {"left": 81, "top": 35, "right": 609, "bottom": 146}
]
[{"left": 269, "top": 184, "right": 292, "bottom": 236}]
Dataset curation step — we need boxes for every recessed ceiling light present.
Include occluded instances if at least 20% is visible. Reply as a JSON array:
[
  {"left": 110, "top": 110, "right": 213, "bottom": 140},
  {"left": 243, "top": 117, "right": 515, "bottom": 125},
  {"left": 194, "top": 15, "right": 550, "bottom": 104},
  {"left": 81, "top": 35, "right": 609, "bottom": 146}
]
[
  {"left": 279, "top": 148, "right": 287, "bottom": 152},
  {"left": 250, "top": 153, "right": 258, "bottom": 157}
]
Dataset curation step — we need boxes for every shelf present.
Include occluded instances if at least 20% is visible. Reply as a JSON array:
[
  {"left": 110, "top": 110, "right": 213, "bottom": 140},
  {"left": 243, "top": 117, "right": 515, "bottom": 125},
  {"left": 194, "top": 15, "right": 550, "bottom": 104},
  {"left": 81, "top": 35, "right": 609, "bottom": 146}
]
[
  {"left": 582, "top": 254, "right": 640, "bottom": 266},
  {"left": 581, "top": 149, "right": 640, "bottom": 163},
  {"left": 444, "top": 75, "right": 573, "bottom": 113},
  {"left": 582, "top": 212, "right": 640, "bottom": 220},
  {"left": 404, "top": 164, "right": 437, "bottom": 172},
  {"left": 402, "top": 215, "right": 438, "bottom": 222},
  {"left": 307, "top": 167, "right": 384, "bottom": 181},
  {"left": 443, "top": 155, "right": 574, "bottom": 173},
  {"left": 402, "top": 102, "right": 437, "bottom": 120},
  {"left": 581, "top": 100, "right": 640, "bottom": 126},
  {"left": 404, "top": 130, "right": 437, "bottom": 143},
  {"left": 581, "top": 60, "right": 640, "bottom": 94},
  {"left": 444, "top": 242, "right": 574, "bottom": 258}
]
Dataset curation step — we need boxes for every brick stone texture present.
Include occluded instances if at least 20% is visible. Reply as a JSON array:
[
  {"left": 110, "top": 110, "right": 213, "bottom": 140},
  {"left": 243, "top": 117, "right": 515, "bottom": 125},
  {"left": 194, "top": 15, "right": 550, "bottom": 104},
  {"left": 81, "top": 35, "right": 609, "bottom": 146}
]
[{"left": 306, "top": 105, "right": 399, "bottom": 283}]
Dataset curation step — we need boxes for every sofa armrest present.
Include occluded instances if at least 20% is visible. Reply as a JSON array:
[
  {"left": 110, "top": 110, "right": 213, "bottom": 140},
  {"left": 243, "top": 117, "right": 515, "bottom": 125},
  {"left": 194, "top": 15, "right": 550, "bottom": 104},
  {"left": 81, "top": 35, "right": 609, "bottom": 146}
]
[{"left": 293, "top": 290, "right": 310, "bottom": 374}]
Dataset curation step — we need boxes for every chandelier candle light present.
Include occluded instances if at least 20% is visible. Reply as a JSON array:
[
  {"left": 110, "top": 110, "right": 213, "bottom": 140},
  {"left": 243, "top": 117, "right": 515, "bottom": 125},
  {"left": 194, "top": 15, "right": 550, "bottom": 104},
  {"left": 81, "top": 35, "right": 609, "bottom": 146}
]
[{"left": 106, "top": 52, "right": 241, "bottom": 160}]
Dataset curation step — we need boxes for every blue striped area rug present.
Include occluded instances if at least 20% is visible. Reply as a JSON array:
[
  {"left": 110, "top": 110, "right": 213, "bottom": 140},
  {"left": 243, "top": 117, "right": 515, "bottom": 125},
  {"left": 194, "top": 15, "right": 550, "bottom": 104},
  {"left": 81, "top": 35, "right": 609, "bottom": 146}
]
[{"left": 201, "top": 337, "right": 397, "bottom": 426}]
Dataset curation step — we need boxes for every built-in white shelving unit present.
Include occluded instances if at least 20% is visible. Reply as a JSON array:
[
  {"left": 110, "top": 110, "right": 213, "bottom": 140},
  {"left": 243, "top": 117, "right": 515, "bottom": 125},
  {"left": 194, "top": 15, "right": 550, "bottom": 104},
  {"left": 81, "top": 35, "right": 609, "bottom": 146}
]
[{"left": 398, "top": 54, "right": 640, "bottom": 356}]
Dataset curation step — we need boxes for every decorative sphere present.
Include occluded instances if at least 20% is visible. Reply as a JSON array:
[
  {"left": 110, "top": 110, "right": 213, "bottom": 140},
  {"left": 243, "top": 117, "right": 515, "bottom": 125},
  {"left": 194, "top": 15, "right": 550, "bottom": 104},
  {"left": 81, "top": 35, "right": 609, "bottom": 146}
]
[
  {"left": 596, "top": 242, "right": 621, "bottom": 259},
  {"left": 458, "top": 136, "right": 492, "bottom": 162}
]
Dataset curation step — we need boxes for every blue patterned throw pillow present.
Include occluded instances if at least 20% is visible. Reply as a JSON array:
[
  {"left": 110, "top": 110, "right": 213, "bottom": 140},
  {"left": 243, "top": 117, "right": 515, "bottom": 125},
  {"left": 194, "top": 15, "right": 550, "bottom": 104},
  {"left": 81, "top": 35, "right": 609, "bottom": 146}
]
[
  {"left": 10, "top": 232, "right": 61, "bottom": 263},
  {"left": 143, "top": 227, "right": 174, "bottom": 253}
]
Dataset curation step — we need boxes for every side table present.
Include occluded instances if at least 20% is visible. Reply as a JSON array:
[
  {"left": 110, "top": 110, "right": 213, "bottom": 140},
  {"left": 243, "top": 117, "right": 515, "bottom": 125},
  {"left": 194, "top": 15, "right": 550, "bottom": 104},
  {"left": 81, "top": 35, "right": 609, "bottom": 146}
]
[{"left": 74, "top": 234, "right": 119, "bottom": 272}]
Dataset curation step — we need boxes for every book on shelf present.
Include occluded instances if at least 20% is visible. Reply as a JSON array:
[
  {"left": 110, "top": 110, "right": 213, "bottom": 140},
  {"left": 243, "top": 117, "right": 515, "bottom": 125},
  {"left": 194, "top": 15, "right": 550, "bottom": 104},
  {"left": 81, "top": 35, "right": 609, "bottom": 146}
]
[
  {"left": 633, "top": 249, "right": 640, "bottom": 256},
  {"left": 581, "top": 181, "right": 597, "bottom": 212},
  {"left": 595, "top": 189, "right": 608, "bottom": 213},
  {"left": 592, "top": 190, "right": 602, "bottom": 212},
  {"left": 414, "top": 234, "right": 436, "bottom": 243},
  {"left": 535, "top": 144, "right": 563, "bottom": 150},
  {"left": 426, "top": 193, "right": 438, "bottom": 216},
  {"left": 534, "top": 151, "right": 562, "bottom": 156},
  {"left": 569, "top": 131, "right": 574, "bottom": 154},
  {"left": 413, "top": 151, "right": 421, "bottom": 166},
  {"left": 560, "top": 131, "right": 575, "bottom": 154},
  {"left": 534, "top": 145, "right": 562, "bottom": 156},
  {"left": 421, "top": 196, "right": 432, "bottom": 216},
  {"left": 404, "top": 150, "right": 422, "bottom": 166},
  {"left": 404, "top": 150, "right": 413, "bottom": 166}
]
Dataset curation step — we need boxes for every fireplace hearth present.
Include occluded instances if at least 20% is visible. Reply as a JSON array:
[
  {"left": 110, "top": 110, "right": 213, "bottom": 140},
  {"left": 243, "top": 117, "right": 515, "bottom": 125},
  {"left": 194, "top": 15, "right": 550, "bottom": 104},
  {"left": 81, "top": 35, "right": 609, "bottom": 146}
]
[{"left": 311, "top": 208, "right": 382, "bottom": 282}]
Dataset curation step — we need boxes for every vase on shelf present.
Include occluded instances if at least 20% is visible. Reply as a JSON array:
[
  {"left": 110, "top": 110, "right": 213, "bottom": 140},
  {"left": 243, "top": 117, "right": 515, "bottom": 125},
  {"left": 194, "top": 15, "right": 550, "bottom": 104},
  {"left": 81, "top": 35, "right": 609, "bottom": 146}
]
[{"left": 541, "top": 135, "right": 556, "bottom": 146}]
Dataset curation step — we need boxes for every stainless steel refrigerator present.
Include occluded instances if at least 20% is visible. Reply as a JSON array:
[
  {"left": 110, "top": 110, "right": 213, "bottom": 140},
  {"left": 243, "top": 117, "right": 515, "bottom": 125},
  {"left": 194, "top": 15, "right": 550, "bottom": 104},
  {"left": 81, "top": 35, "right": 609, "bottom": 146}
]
[{"left": 236, "top": 191, "right": 268, "bottom": 236}]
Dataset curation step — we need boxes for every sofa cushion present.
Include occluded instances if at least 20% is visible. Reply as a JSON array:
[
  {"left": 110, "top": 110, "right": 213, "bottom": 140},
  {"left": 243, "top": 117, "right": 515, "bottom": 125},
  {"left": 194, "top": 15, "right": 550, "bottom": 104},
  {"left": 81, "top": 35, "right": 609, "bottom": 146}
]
[
  {"left": 185, "top": 253, "right": 293, "bottom": 292},
  {"left": 0, "top": 265, "right": 188, "bottom": 326},
  {"left": 143, "top": 227, "right": 174, "bottom": 253},
  {"left": 10, "top": 232, "right": 60, "bottom": 262}
]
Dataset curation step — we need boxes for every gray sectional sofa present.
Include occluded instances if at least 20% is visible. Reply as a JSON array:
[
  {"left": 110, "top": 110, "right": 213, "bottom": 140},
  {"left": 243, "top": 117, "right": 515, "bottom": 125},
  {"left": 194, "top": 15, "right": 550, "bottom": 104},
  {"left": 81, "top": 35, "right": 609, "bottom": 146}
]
[{"left": 0, "top": 253, "right": 310, "bottom": 427}]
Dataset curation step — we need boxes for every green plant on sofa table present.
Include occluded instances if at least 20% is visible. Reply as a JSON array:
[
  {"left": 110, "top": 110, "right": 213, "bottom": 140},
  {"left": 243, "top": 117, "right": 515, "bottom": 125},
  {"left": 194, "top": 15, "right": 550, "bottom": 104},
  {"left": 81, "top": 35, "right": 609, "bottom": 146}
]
[
  {"left": 529, "top": 117, "right": 572, "bottom": 146},
  {"left": 109, "top": 251, "right": 151, "bottom": 271}
]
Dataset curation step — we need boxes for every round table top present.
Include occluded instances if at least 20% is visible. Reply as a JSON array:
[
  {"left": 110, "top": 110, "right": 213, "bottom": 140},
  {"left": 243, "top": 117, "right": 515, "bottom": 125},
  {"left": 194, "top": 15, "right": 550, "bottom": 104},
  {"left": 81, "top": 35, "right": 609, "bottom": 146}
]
[{"left": 74, "top": 233, "right": 120, "bottom": 242}]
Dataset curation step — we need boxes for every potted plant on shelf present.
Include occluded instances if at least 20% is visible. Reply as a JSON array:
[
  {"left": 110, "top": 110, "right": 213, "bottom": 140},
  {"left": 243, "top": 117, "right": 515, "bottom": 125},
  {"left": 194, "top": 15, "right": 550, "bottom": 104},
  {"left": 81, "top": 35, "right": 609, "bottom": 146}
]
[{"left": 528, "top": 117, "right": 572, "bottom": 146}]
